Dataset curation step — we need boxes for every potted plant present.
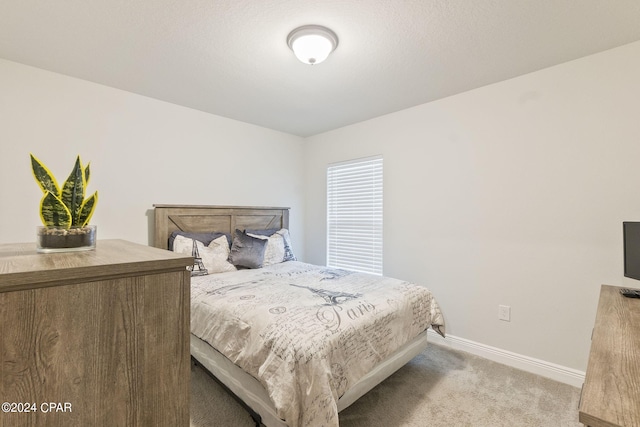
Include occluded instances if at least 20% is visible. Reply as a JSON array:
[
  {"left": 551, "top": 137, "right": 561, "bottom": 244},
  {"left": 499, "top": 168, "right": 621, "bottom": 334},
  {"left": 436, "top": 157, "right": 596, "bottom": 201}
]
[{"left": 30, "top": 154, "right": 99, "bottom": 253}]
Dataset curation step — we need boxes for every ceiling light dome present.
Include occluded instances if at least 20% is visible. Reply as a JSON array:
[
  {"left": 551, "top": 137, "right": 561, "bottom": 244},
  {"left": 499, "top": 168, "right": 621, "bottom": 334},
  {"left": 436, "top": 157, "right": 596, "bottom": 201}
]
[{"left": 287, "top": 25, "right": 338, "bottom": 65}]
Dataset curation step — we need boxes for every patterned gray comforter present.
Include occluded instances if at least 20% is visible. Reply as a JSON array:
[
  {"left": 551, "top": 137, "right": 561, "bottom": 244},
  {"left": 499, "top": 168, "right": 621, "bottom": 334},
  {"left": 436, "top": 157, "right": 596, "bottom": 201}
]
[{"left": 190, "top": 261, "right": 445, "bottom": 427}]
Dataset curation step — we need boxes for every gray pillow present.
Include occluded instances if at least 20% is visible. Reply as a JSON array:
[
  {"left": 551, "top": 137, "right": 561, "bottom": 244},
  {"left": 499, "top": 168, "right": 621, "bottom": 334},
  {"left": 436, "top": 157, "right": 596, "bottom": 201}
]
[
  {"left": 246, "top": 228, "right": 298, "bottom": 263},
  {"left": 229, "top": 229, "right": 268, "bottom": 269}
]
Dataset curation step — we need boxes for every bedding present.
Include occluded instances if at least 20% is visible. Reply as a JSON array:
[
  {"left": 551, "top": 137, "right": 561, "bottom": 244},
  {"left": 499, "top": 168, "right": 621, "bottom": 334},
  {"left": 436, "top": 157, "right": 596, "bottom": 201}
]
[
  {"left": 247, "top": 228, "right": 297, "bottom": 266},
  {"left": 172, "top": 234, "right": 236, "bottom": 274},
  {"left": 168, "top": 230, "right": 229, "bottom": 250},
  {"left": 190, "top": 261, "right": 445, "bottom": 427},
  {"left": 229, "top": 229, "right": 269, "bottom": 268}
]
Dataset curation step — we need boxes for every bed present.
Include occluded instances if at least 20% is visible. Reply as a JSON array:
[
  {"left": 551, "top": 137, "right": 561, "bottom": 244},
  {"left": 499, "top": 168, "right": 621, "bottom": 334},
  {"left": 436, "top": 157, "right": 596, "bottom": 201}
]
[{"left": 153, "top": 204, "right": 445, "bottom": 427}]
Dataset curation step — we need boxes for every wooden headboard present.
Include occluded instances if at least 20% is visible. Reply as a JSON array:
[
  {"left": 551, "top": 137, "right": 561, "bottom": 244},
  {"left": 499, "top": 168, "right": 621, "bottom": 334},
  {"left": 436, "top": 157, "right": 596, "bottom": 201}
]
[{"left": 153, "top": 204, "right": 290, "bottom": 250}]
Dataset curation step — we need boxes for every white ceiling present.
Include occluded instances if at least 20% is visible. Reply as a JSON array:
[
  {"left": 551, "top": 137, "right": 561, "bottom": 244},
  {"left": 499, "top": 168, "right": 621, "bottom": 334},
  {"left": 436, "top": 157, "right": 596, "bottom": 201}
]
[{"left": 2, "top": 0, "right": 640, "bottom": 137}]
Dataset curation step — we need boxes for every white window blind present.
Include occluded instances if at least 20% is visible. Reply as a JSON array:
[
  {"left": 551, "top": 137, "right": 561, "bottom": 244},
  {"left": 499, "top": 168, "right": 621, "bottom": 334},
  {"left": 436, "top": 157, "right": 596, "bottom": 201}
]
[{"left": 327, "top": 156, "right": 383, "bottom": 275}]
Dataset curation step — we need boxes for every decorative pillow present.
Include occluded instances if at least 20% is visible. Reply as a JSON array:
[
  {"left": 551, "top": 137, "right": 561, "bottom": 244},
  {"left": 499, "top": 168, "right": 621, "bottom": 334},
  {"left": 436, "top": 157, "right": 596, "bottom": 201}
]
[
  {"left": 247, "top": 232, "right": 286, "bottom": 266},
  {"left": 168, "top": 230, "right": 229, "bottom": 251},
  {"left": 246, "top": 228, "right": 297, "bottom": 266},
  {"left": 173, "top": 234, "right": 236, "bottom": 274},
  {"left": 277, "top": 228, "right": 297, "bottom": 262},
  {"left": 229, "top": 229, "right": 268, "bottom": 269}
]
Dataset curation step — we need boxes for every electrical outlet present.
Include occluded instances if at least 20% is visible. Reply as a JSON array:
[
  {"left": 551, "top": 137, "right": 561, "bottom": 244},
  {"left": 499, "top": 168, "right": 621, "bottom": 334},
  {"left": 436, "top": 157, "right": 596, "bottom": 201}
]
[{"left": 498, "top": 305, "right": 511, "bottom": 322}]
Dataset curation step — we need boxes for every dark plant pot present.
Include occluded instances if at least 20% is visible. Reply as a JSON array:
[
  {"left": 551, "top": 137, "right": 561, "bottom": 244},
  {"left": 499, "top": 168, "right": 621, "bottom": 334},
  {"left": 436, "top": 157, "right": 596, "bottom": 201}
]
[{"left": 36, "top": 225, "right": 97, "bottom": 253}]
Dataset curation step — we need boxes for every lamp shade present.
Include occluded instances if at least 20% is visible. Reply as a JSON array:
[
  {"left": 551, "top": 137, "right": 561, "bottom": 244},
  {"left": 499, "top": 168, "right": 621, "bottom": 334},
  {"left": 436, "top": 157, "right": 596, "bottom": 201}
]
[{"left": 287, "top": 25, "right": 338, "bottom": 65}]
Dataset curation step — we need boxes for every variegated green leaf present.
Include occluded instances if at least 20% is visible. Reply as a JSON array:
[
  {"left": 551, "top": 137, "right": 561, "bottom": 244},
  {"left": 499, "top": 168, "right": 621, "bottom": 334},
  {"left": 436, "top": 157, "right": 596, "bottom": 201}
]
[
  {"left": 84, "top": 162, "right": 90, "bottom": 186},
  {"left": 30, "top": 153, "right": 60, "bottom": 196},
  {"left": 78, "top": 191, "right": 98, "bottom": 226},
  {"left": 40, "top": 191, "right": 71, "bottom": 228},
  {"left": 61, "top": 156, "right": 85, "bottom": 226}
]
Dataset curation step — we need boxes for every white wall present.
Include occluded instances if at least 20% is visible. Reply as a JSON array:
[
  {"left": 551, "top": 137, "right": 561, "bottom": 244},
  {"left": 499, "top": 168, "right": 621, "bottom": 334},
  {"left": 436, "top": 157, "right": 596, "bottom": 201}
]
[
  {"left": 0, "top": 59, "right": 306, "bottom": 254},
  {"left": 3, "top": 40, "right": 639, "bottom": 373},
  {"left": 303, "top": 41, "right": 640, "bottom": 371}
]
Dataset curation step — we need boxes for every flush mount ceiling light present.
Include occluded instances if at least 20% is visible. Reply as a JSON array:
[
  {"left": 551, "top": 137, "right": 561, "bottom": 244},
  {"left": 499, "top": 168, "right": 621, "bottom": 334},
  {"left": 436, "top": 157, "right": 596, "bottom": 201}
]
[{"left": 287, "top": 25, "right": 338, "bottom": 65}]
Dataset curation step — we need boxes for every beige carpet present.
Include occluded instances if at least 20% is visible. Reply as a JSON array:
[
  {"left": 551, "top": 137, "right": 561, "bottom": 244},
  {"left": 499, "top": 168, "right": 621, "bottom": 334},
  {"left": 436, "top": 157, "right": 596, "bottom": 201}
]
[{"left": 190, "top": 343, "right": 582, "bottom": 427}]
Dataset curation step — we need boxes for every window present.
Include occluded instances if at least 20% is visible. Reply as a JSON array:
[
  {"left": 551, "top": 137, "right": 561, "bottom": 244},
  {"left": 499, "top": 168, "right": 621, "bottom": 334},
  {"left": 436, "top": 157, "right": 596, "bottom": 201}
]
[{"left": 327, "top": 155, "right": 383, "bottom": 275}]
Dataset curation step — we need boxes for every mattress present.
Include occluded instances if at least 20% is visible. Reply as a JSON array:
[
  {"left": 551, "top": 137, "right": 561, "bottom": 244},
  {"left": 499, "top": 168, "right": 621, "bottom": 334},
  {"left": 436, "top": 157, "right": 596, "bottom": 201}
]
[
  {"left": 190, "top": 261, "right": 445, "bottom": 427},
  {"left": 191, "top": 331, "right": 430, "bottom": 427}
]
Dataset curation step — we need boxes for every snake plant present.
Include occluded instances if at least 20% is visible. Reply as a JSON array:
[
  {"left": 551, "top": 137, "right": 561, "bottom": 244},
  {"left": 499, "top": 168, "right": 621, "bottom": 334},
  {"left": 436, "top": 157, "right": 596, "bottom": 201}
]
[{"left": 30, "top": 154, "right": 98, "bottom": 228}]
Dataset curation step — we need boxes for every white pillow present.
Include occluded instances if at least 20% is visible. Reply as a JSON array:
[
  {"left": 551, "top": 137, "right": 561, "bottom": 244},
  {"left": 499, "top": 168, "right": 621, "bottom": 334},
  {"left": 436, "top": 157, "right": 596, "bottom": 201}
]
[
  {"left": 173, "top": 234, "right": 237, "bottom": 274},
  {"left": 277, "top": 228, "right": 297, "bottom": 262}
]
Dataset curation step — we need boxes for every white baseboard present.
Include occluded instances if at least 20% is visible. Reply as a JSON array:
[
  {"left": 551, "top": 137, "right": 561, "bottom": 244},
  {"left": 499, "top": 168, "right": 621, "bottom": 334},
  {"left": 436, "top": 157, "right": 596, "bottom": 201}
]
[{"left": 427, "top": 330, "right": 585, "bottom": 388}]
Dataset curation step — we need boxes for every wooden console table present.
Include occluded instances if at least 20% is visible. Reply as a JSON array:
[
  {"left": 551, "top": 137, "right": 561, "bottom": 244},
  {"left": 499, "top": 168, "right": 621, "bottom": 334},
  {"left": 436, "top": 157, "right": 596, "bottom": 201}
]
[
  {"left": 579, "top": 285, "right": 640, "bottom": 427},
  {"left": 0, "top": 239, "right": 192, "bottom": 427}
]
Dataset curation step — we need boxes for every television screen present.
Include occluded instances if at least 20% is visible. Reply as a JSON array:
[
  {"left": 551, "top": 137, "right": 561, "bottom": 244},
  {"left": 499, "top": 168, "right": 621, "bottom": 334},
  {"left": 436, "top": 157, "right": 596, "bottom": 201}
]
[{"left": 623, "top": 222, "right": 640, "bottom": 280}]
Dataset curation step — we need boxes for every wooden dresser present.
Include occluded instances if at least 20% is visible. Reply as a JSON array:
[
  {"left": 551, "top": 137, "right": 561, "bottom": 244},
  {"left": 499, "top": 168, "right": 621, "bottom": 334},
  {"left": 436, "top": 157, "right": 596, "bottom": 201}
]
[
  {"left": 0, "top": 239, "right": 192, "bottom": 427},
  {"left": 579, "top": 285, "right": 640, "bottom": 427}
]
